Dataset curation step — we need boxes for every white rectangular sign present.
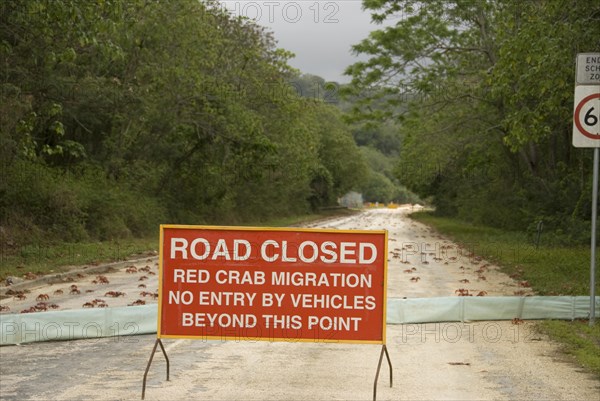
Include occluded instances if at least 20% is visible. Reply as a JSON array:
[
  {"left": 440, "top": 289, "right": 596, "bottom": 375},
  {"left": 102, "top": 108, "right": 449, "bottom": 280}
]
[{"left": 576, "top": 53, "right": 600, "bottom": 85}]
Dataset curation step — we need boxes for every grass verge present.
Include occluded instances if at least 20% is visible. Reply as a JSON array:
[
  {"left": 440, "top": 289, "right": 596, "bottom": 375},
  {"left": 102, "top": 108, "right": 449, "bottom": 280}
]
[
  {"left": 409, "top": 211, "right": 600, "bottom": 377},
  {"left": 0, "top": 237, "right": 159, "bottom": 281},
  {"left": 0, "top": 209, "right": 358, "bottom": 281},
  {"left": 409, "top": 211, "right": 597, "bottom": 296},
  {"left": 538, "top": 320, "right": 600, "bottom": 376}
]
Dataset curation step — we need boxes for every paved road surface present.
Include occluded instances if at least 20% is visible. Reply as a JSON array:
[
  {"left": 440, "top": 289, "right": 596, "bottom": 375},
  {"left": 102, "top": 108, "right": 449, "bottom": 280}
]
[{"left": 1, "top": 207, "right": 599, "bottom": 400}]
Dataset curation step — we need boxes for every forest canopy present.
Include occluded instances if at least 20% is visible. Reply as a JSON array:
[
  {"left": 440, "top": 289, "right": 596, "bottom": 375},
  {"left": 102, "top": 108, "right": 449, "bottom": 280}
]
[
  {"left": 344, "top": 0, "right": 600, "bottom": 243},
  {"left": 4, "top": 0, "right": 597, "bottom": 248},
  {"left": 0, "top": 0, "right": 377, "bottom": 246}
]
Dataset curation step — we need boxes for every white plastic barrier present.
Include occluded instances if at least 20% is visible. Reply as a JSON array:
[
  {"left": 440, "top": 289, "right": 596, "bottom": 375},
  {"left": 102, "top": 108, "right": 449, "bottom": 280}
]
[
  {"left": 385, "top": 296, "right": 599, "bottom": 324},
  {"left": 0, "top": 304, "right": 157, "bottom": 345},
  {"left": 1, "top": 297, "right": 598, "bottom": 345}
]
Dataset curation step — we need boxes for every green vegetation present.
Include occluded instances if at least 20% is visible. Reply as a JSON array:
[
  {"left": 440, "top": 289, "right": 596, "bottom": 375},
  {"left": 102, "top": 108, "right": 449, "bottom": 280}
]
[
  {"left": 0, "top": 0, "right": 372, "bottom": 262},
  {"left": 359, "top": 146, "right": 418, "bottom": 204},
  {"left": 0, "top": 237, "right": 158, "bottom": 281},
  {"left": 411, "top": 211, "right": 600, "bottom": 376},
  {"left": 293, "top": 74, "right": 417, "bottom": 204},
  {"left": 410, "top": 211, "right": 598, "bottom": 296},
  {"left": 345, "top": 0, "right": 600, "bottom": 243},
  {"left": 538, "top": 320, "right": 600, "bottom": 376}
]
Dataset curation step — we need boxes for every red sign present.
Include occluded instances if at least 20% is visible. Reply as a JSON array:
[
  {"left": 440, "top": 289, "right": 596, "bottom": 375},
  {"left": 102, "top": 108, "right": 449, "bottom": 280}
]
[{"left": 158, "top": 225, "right": 388, "bottom": 344}]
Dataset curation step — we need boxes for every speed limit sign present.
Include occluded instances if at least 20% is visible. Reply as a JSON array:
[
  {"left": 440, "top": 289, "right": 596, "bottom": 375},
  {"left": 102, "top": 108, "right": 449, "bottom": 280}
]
[
  {"left": 573, "top": 54, "right": 599, "bottom": 327},
  {"left": 573, "top": 85, "right": 600, "bottom": 148}
]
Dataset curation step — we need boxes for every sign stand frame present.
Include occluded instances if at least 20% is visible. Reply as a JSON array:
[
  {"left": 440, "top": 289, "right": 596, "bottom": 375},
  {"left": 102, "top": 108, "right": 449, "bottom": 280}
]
[
  {"left": 140, "top": 340, "right": 393, "bottom": 400},
  {"left": 141, "top": 338, "right": 170, "bottom": 400},
  {"left": 142, "top": 225, "right": 393, "bottom": 399},
  {"left": 373, "top": 344, "right": 393, "bottom": 401}
]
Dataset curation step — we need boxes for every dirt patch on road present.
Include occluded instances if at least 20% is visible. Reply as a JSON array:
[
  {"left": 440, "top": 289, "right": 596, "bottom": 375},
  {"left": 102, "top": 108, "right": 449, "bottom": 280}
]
[{"left": 0, "top": 257, "right": 159, "bottom": 313}]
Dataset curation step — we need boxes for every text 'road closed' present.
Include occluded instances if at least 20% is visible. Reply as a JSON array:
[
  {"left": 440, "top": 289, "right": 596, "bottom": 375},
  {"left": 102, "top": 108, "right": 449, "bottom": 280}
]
[{"left": 158, "top": 225, "right": 387, "bottom": 343}]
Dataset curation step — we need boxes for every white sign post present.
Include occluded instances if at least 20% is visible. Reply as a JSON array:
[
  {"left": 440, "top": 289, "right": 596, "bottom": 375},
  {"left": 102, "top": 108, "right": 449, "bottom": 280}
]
[{"left": 573, "top": 53, "right": 600, "bottom": 326}]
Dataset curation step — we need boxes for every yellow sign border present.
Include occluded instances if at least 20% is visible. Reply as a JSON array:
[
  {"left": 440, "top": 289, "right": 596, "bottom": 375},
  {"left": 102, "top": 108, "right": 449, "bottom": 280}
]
[{"left": 157, "top": 224, "right": 388, "bottom": 345}]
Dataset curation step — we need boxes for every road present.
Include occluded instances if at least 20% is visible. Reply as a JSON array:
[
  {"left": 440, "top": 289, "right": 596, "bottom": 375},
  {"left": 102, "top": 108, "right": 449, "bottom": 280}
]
[{"left": 1, "top": 207, "right": 599, "bottom": 400}]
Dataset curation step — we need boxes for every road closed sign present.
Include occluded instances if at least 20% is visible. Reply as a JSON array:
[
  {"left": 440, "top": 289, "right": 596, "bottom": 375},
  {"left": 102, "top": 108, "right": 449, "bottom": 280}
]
[
  {"left": 157, "top": 225, "right": 388, "bottom": 344},
  {"left": 573, "top": 85, "right": 600, "bottom": 148}
]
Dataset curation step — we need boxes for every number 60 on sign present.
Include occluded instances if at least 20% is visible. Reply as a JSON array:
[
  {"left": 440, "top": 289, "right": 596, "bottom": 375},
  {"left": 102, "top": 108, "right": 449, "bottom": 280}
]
[{"left": 573, "top": 85, "right": 600, "bottom": 148}]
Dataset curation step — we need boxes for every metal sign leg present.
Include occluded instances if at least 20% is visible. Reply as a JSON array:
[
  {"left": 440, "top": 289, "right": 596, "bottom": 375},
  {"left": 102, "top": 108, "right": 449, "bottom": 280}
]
[
  {"left": 591, "top": 147, "right": 598, "bottom": 326},
  {"left": 141, "top": 339, "right": 170, "bottom": 400},
  {"left": 373, "top": 344, "right": 393, "bottom": 401}
]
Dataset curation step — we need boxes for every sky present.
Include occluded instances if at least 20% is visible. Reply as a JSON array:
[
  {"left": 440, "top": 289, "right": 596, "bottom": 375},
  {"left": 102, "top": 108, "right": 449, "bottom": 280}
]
[{"left": 219, "top": 1, "right": 382, "bottom": 83}]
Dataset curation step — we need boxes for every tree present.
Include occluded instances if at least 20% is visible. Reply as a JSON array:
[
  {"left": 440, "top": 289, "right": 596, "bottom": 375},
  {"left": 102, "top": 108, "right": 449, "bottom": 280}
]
[
  {"left": 0, "top": 0, "right": 373, "bottom": 246},
  {"left": 344, "top": 0, "right": 600, "bottom": 239}
]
